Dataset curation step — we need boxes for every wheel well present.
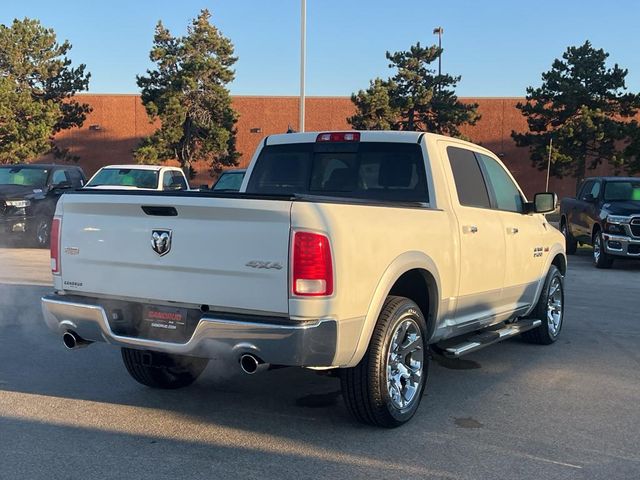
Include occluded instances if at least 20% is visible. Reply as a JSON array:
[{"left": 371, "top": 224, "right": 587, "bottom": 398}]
[
  {"left": 551, "top": 254, "right": 567, "bottom": 276},
  {"left": 592, "top": 223, "right": 601, "bottom": 239},
  {"left": 388, "top": 269, "right": 436, "bottom": 335}
]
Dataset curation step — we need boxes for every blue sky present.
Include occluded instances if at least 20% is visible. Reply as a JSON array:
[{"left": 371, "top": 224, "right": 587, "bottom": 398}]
[{"left": 2, "top": 0, "right": 639, "bottom": 97}]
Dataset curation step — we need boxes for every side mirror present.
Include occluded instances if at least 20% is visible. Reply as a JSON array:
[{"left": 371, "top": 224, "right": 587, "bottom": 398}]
[
  {"left": 583, "top": 193, "right": 596, "bottom": 203},
  {"left": 50, "top": 181, "right": 72, "bottom": 192},
  {"left": 533, "top": 192, "right": 557, "bottom": 214}
]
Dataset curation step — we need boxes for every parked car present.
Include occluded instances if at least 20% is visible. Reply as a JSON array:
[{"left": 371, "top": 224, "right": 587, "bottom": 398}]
[
  {"left": 560, "top": 176, "right": 640, "bottom": 268},
  {"left": 0, "top": 164, "right": 85, "bottom": 247},
  {"left": 211, "top": 169, "right": 246, "bottom": 191},
  {"left": 85, "top": 165, "right": 189, "bottom": 191},
  {"left": 42, "top": 131, "right": 565, "bottom": 427}
]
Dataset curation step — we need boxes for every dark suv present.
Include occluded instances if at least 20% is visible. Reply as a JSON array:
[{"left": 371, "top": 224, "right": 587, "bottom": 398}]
[{"left": 0, "top": 164, "right": 86, "bottom": 247}]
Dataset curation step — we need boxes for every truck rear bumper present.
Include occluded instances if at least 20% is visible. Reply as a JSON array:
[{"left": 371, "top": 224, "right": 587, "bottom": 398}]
[
  {"left": 41, "top": 295, "right": 338, "bottom": 367},
  {"left": 603, "top": 233, "right": 640, "bottom": 257}
]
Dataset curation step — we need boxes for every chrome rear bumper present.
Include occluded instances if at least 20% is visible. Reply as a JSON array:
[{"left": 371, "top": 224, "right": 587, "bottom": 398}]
[{"left": 41, "top": 295, "right": 337, "bottom": 367}]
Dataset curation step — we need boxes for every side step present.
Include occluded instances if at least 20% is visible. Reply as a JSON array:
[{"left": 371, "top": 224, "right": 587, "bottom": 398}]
[{"left": 438, "top": 319, "right": 542, "bottom": 358}]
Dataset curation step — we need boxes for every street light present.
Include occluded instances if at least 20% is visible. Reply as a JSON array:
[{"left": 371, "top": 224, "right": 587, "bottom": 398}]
[
  {"left": 299, "top": 0, "right": 306, "bottom": 132},
  {"left": 433, "top": 26, "right": 443, "bottom": 77}
]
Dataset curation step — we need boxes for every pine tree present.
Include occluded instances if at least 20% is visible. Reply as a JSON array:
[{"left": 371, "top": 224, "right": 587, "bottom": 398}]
[
  {"left": 135, "top": 9, "right": 239, "bottom": 177},
  {"left": 512, "top": 41, "right": 640, "bottom": 189},
  {"left": 0, "top": 18, "right": 91, "bottom": 163},
  {"left": 349, "top": 42, "right": 479, "bottom": 136}
]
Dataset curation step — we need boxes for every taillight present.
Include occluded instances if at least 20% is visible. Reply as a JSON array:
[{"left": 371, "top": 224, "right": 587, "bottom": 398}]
[
  {"left": 50, "top": 217, "right": 61, "bottom": 275},
  {"left": 316, "top": 132, "right": 360, "bottom": 143},
  {"left": 292, "top": 231, "right": 333, "bottom": 296}
]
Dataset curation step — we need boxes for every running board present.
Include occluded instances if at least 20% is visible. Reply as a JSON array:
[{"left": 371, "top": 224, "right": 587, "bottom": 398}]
[{"left": 439, "top": 319, "right": 542, "bottom": 358}]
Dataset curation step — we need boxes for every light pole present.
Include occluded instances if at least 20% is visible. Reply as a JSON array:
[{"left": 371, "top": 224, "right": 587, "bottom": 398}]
[
  {"left": 433, "top": 26, "right": 443, "bottom": 78},
  {"left": 546, "top": 137, "right": 553, "bottom": 192},
  {"left": 299, "top": 0, "right": 306, "bottom": 132}
]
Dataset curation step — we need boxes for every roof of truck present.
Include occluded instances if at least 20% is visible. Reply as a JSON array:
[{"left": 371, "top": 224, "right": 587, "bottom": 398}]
[
  {"left": 263, "top": 130, "right": 496, "bottom": 156},
  {"left": 98, "top": 164, "right": 182, "bottom": 171},
  {"left": 584, "top": 176, "right": 640, "bottom": 182}
]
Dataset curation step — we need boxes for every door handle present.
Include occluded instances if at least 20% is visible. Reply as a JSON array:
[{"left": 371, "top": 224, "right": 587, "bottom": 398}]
[{"left": 464, "top": 225, "right": 478, "bottom": 234}]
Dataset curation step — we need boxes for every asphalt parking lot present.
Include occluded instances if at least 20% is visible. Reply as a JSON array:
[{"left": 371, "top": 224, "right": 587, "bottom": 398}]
[{"left": 0, "top": 247, "right": 639, "bottom": 479}]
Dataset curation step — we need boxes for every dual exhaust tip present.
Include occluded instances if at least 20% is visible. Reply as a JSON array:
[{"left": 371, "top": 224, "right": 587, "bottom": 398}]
[
  {"left": 239, "top": 353, "right": 269, "bottom": 375},
  {"left": 62, "top": 331, "right": 92, "bottom": 350},
  {"left": 63, "top": 332, "right": 268, "bottom": 375}
]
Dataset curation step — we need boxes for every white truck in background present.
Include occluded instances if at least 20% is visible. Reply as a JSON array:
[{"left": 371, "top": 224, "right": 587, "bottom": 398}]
[
  {"left": 84, "top": 165, "right": 189, "bottom": 191},
  {"left": 42, "top": 131, "right": 566, "bottom": 427}
]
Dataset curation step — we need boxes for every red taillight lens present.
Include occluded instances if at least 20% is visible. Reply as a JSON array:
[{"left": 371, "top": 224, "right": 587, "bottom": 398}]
[
  {"left": 316, "top": 132, "right": 360, "bottom": 143},
  {"left": 292, "top": 231, "right": 333, "bottom": 296},
  {"left": 50, "top": 217, "right": 61, "bottom": 275}
]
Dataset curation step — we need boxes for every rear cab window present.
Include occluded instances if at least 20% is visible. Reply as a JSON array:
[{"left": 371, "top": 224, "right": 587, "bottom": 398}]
[
  {"left": 246, "top": 141, "right": 429, "bottom": 203},
  {"left": 87, "top": 168, "right": 159, "bottom": 189}
]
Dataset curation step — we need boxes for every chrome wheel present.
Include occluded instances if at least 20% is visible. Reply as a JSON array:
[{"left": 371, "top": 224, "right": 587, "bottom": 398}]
[
  {"left": 386, "top": 317, "right": 424, "bottom": 410},
  {"left": 546, "top": 276, "right": 563, "bottom": 337},
  {"left": 35, "top": 220, "right": 50, "bottom": 247},
  {"left": 593, "top": 234, "right": 601, "bottom": 263}
]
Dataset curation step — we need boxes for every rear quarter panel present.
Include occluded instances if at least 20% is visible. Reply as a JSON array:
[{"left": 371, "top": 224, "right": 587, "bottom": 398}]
[{"left": 289, "top": 201, "right": 456, "bottom": 366}]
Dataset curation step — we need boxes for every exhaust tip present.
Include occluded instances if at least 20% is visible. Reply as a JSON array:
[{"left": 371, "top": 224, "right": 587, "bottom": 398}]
[
  {"left": 63, "top": 331, "right": 78, "bottom": 349},
  {"left": 240, "top": 354, "right": 260, "bottom": 374},
  {"left": 63, "top": 331, "right": 91, "bottom": 350}
]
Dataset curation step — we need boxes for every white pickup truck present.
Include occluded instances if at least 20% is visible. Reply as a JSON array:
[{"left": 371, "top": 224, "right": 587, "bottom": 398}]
[
  {"left": 42, "top": 131, "right": 566, "bottom": 427},
  {"left": 84, "top": 165, "right": 189, "bottom": 191}
]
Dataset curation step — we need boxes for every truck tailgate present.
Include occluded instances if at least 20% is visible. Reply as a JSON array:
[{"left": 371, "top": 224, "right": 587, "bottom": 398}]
[{"left": 58, "top": 193, "right": 292, "bottom": 315}]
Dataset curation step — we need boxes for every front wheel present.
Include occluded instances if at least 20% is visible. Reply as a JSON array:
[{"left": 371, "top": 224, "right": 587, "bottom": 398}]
[
  {"left": 340, "top": 296, "right": 428, "bottom": 428},
  {"left": 522, "top": 265, "right": 564, "bottom": 345},
  {"left": 121, "top": 348, "right": 208, "bottom": 389},
  {"left": 593, "top": 232, "right": 614, "bottom": 269}
]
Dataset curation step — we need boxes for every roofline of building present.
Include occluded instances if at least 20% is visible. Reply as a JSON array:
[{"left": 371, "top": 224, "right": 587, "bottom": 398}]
[{"left": 76, "top": 93, "right": 526, "bottom": 100}]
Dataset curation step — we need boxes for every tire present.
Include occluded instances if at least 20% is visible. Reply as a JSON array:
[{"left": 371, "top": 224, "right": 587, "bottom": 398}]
[
  {"left": 560, "top": 220, "right": 577, "bottom": 255},
  {"left": 593, "top": 231, "right": 614, "bottom": 269},
  {"left": 522, "top": 265, "right": 564, "bottom": 345},
  {"left": 32, "top": 218, "right": 51, "bottom": 248},
  {"left": 340, "top": 296, "right": 428, "bottom": 428},
  {"left": 121, "top": 348, "right": 208, "bottom": 389}
]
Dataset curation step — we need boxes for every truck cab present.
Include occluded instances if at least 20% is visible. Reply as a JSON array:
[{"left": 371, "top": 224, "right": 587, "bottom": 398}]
[
  {"left": 560, "top": 176, "right": 640, "bottom": 268},
  {"left": 0, "top": 164, "right": 86, "bottom": 247}
]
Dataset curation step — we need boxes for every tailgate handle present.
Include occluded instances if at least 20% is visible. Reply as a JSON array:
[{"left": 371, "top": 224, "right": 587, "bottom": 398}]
[{"left": 141, "top": 206, "right": 178, "bottom": 216}]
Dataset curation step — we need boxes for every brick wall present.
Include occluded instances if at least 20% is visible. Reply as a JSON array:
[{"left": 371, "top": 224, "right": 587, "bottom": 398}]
[{"left": 41, "top": 94, "right": 622, "bottom": 198}]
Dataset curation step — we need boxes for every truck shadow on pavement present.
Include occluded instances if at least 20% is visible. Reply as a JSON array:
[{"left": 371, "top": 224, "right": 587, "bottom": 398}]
[{"left": 1, "top": 267, "right": 640, "bottom": 479}]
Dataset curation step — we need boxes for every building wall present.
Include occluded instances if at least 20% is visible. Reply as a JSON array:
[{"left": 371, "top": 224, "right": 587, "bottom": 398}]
[{"left": 45, "top": 94, "right": 620, "bottom": 198}]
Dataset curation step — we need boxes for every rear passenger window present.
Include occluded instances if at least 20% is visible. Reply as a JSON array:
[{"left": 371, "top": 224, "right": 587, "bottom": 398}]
[
  {"left": 171, "top": 172, "right": 187, "bottom": 190},
  {"left": 51, "top": 169, "right": 69, "bottom": 186},
  {"left": 578, "top": 181, "right": 594, "bottom": 200},
  {"left": 446, "top": 146, "right": 491, "bottom": 208}
]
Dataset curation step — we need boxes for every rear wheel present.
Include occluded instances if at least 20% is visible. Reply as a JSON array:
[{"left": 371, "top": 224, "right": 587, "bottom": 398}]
[
  {"left": 522, "top": 265, "right": 564, "bottom": 345},
  {"left": 593, "top": 232, "right": 614, "bottom": 269},
  {"left": 560, "top": 220, "right": 577, "bottom": 255},
  {"left": 340, "top": 296, "right": 428, "bottom": 428},
  {"left": 121, "top": 348, "right": 208, "bottom": 389}
]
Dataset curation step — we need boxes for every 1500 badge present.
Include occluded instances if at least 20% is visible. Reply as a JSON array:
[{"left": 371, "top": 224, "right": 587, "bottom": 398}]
[{"left": 533, "top": 247, "right": 544, "bottom": 258}]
